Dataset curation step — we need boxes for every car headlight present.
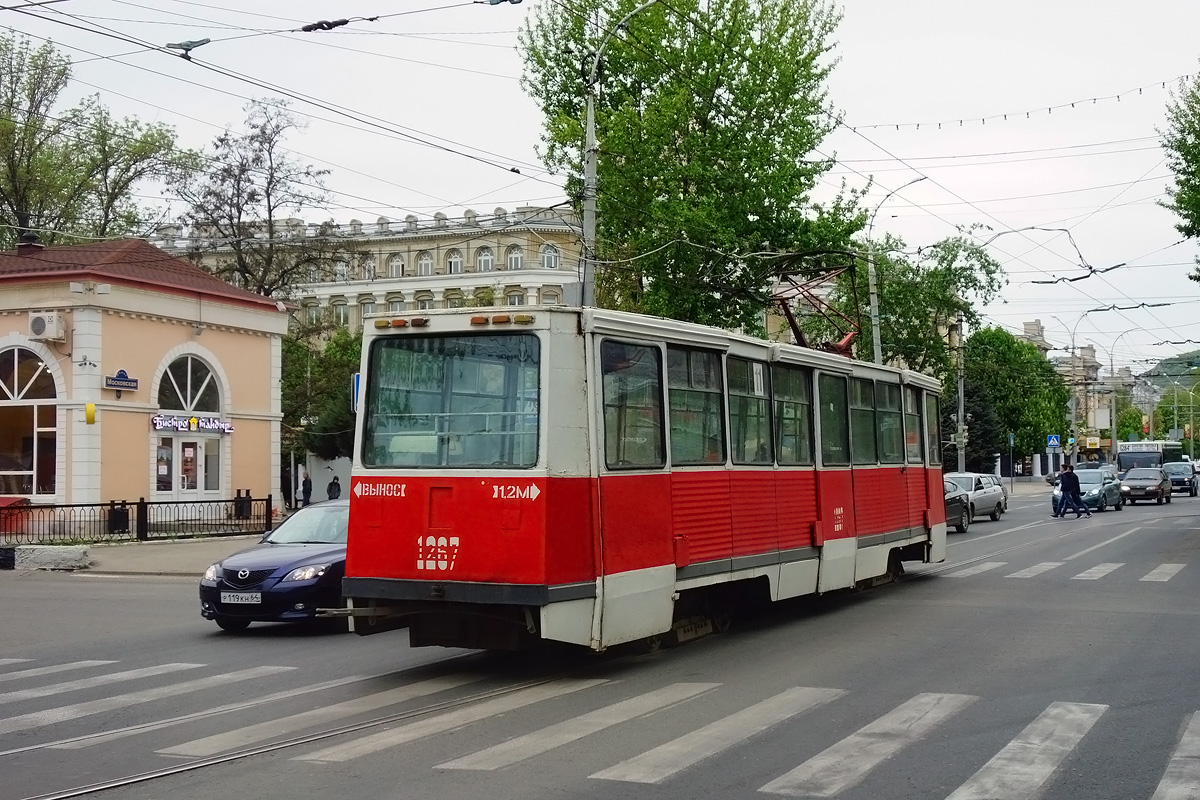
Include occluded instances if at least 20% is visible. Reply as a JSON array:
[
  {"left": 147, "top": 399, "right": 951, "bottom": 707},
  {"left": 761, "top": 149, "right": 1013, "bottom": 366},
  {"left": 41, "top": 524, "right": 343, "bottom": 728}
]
[
  {"left": 1085, "top": 488, "right": 1099, "bottom": 497},
  {"left": 281, "top": 563, "right": 331, "bottom": 582},
  {"left": 1052, "top": 489, "right": 1061, "bottom": 497},
  {"left": 1121, "top": 485, "right": 1130, "bottom": 491},
  {"left": 203, "top": 563, "right": 220, "bottom": 582}
]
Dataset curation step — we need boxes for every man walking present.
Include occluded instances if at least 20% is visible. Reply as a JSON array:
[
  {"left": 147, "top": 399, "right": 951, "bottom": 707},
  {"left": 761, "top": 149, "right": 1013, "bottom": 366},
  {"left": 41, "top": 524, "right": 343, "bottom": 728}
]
[{"left": 1056, "top": 464, "right": 1091, "bottom": 519}]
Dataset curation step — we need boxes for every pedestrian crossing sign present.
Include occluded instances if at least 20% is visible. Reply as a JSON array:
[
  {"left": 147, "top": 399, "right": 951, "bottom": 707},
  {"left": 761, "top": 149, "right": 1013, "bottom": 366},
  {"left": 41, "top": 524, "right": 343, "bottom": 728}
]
[{"left": 1047, "top": 434, "right": 1060, "bottom": 448}]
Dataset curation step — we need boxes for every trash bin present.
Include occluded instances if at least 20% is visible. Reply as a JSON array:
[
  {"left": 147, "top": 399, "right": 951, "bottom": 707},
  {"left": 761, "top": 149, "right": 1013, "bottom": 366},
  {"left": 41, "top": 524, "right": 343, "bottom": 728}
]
[{"left": 107, "top": 502, "right": 130, "bottom": 534}]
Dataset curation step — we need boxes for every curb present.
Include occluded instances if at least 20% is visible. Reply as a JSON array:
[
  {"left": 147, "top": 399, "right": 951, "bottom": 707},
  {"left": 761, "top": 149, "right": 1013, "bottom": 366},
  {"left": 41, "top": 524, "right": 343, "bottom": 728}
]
[
  {"left": 76, "top": 570, "right": 198, "bottom": 578},
  {"left": 0, "top": 544, "right": 89, "bottom": 571}
]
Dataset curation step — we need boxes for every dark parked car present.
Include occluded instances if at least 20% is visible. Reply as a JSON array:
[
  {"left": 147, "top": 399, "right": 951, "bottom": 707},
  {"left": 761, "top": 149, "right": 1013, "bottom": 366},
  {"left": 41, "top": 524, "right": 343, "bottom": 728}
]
[
  {"left": 944, "top": 479, "right": 970, "bottom": 533},
  {"left": 1120, "top": 468, "right": 1172, "bottom": 505},
  {"left": 1162, "top": 462, "right": 1198, "bottom": 497},
  {"left": 199, "top": 500, "right": 348, "bottom": 631}
]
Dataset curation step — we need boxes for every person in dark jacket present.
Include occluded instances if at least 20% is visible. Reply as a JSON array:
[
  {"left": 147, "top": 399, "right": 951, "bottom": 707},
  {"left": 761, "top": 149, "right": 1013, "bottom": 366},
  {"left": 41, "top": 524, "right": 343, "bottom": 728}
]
[
  {"left": 1055, "top": 465, "right": 1091, "bottom": 519},
  {"left": 301, "top": 473, "right": 313, "bottom": 507},
  {"left": 326, "top": 475, "right": 341, "bottom": 500}
]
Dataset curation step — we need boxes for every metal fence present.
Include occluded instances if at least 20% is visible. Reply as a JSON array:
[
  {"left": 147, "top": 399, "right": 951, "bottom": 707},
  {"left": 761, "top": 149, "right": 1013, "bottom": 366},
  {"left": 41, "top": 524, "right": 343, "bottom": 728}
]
[{"left": 0, "top": 491, "right": 273, "bottom": 545}]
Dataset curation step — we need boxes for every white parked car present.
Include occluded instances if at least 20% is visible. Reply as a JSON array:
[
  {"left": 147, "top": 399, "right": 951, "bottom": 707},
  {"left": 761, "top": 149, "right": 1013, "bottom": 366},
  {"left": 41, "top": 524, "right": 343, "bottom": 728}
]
[{"left": 944, "top": 472, "right": 1007, "bottom": 522}]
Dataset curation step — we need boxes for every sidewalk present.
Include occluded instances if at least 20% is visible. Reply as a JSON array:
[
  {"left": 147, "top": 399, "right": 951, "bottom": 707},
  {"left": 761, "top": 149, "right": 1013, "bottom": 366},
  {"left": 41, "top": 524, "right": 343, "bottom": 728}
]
[{"left": 85, "top": 534, "right": 263, "bottom": 577}]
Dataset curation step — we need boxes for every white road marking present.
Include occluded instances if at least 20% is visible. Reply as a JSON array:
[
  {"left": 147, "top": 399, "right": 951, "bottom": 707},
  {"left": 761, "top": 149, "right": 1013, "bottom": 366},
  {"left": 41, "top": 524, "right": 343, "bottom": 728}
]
[
  {"left": 1064, "top": 528, "right": 1141, "bottom": 561},
  {"left": 946, "top": 520, "right": 1051, "bottom": 547},
  {"left": 295, "top": 678, "right": 607, "bottom": 764},
  {"left": 0, "top": 660, "right": 117, "bottom": 684},
  {"left": 1151, "top": 710, "right": 1200, "bottom": 800},
  {"left": 0, "top": 663, "right": 202, "bottom": 705},
  {"left": 945, "top": 701, "right": 1107, "bottom": 800},
  {"left": 0, "top": 659, "right": 32, "bottom": 667},
  {"left": 1142, "top": 564, "right": 1187, "bottom": 582},
  {"left": 1070, "top": 563, "right": 1124, "bottom": 580},
  {"left": 0, "top": 665, "right": 293, "bottom": 736},
  {"left": 591, "top": 687, "right": 844, "bottom": 785},
  {"left": 160, "top": 674, "right": 487, "bottom": 757},
  {"left": 439, "top": 682, "right": 718, "bottom": 771},
  {"left": 946, "top": 562, "right": 1008, "bottom": 578},
  {"left": 43, "top": 676, "right": 369, "bottom": 752},
  {"left": 1005, "top": 562, "right": 1064, "bottom": 579},
  {"left": 760, "top": 692, "right": 977, "bottom": 797}
]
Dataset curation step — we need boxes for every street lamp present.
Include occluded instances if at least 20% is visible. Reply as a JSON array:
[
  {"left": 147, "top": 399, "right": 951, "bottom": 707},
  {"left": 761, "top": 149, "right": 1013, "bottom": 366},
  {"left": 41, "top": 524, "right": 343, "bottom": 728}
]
[
  {"left": 580, "top": 0, "right": 662, "bottom": 308},
  {"left": 1051, "top": 313, "right": 1091, "bottom": 465},
  {"left": 865, "top": 176, "right": 927, "bottom": 365}
]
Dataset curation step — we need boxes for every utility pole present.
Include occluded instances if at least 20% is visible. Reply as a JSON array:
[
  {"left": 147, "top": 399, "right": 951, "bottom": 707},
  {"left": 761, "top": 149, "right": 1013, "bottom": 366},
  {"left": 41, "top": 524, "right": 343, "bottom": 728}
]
[
  {"left": 579, "top": 0, "right": 661, "bottom": 308},
  {"left": 956, "top": 308, "right": 966, "bottom": 473}
]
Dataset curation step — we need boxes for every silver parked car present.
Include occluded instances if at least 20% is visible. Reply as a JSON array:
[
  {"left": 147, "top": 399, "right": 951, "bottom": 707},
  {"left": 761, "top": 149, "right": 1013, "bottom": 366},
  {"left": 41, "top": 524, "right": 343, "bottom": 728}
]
[{"left": 944, "top": 472, "right": 1007, "bottom": 522}]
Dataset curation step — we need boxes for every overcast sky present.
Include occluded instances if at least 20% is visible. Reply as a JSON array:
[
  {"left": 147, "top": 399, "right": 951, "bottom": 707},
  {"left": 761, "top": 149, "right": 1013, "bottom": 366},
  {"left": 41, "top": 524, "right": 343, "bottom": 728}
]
[{"left": 6, "top": 0, "right": 1200, "bottom": 378}]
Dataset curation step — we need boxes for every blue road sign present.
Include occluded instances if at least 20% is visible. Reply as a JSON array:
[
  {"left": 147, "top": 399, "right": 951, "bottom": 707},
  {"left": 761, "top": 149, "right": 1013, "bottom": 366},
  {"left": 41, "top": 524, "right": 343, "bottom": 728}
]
[{"left": 1047, "top": 434, "right": 1060, "bottom": 448}]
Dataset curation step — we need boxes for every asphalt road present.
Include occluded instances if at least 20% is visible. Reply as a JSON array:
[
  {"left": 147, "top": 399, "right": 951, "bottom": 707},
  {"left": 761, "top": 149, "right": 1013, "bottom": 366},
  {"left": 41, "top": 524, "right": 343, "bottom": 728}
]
[{"left": 4, "top": 488, "right": 1200, "bottom": 800}]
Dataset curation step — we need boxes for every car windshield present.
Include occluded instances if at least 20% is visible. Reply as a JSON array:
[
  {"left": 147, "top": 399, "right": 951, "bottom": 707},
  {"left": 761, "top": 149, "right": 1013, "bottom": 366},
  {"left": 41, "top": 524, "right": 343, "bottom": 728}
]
[
  {"left": 265, "top": 504, "right": 348, "bottom": 544},
  {"left": 1076, "top": 471, "right": 1105, "bottom": 485},
  {"left": 1126, "top": 468, "right": 1161, "bottom": 480},
  {"left": 1163, "top": 463, "right": 1192, "bottom": 475},
  {"left": 948, "top": 476, "right": 973, "bottom": 492}
]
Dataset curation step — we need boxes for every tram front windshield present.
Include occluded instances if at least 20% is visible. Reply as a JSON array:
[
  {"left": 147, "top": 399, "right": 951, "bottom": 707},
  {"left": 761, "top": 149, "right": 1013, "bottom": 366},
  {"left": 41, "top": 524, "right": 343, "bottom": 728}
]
[{"left": 362, "top": 334, "right": 540, "bottom": 468}]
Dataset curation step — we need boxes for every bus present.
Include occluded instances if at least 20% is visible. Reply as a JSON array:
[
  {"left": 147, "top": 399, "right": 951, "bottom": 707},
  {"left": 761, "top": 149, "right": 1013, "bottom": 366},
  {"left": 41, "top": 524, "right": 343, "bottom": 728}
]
[
  {"left": 1115, "top": 440, "right": 1184, "bottom": 474},
  {"left": 339, "top": 306, "right": 946, "bottom": 651}
]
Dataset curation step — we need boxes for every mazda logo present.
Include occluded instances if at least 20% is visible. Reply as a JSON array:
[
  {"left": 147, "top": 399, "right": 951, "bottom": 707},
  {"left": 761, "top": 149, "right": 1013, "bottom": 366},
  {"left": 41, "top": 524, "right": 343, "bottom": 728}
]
[{"left": 238, "top": 569, "right": 249, "bottom": 579}]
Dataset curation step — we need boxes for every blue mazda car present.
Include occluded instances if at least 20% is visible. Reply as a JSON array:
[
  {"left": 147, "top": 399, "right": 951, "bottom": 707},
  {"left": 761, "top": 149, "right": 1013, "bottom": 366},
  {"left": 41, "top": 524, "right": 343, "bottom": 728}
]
[{"left": 199, "top": 500, "right": 348, "bottom": 632}]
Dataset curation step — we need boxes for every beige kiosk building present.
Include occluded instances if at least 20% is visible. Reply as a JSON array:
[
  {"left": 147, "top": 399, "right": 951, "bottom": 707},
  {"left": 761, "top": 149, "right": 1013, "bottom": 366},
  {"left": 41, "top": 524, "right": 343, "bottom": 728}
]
[{"left": 0, "top": 237, "right": 287, "bottom": 506}]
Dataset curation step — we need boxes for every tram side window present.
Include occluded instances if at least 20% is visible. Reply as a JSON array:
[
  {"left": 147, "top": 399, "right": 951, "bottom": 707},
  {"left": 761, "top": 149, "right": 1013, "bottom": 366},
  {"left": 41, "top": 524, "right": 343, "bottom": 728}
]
[
  {"left": 850, "top": 378, "right": 877, "bottom": 464},
  {"left": 601, "top": 341, "right": 665, "bottom": 469},
  {"left": 925, "top": 393, "right": 941, "bottom": 466},
  {"left": 728, "top": 357, "right": 773, "bottom": 465},
  {"left": 903, "top": 386, "right": 923, "bottom": 463},
  {"left": 667, "top": 347, "right": 726, "bottom": 465},
  {"left": 774, "top": 364, "right": 813, "bottom": 465},
  {"left": 877, "top": 382, "right": 904, "bottom": 464},
  {"left": 818, "top": 373, "right": 849, "bottom": 466}
]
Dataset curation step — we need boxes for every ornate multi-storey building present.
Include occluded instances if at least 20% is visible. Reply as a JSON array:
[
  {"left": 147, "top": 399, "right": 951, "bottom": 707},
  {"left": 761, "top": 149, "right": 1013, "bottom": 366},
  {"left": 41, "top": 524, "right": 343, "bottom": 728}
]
[{"left": 149, "top": 206, "right": 582, "bottom": 331}]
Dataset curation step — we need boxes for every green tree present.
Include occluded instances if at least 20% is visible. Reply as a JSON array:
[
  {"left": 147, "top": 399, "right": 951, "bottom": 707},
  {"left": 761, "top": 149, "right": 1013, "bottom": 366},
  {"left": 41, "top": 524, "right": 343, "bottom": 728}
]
[
  {"left": 0, "top": 33, "right": 188, "bottom": 246},
  {"left": 1161, "top": 69, "right": 1200, "bottom": 279},
  {"left": 1115, "top": 406, "right": 1145, "bottom": 444},
  {"left": 300, "top": 327, "right": 362, "bottom": 461},
  {"left": 964, "top": 328, "right": 1069, "bottom": 456},
  {"left": 942, "top": 378, "right": 1005, "bottom": 472},
  {"left": 171, "top": 100, "right": 359, "bottom": 297},
  {"left": 801, "top": 231, "right": 1005, "bottom": 378},
  {"left": 1154, "top": 384, "right": 1200, "bottom": 454},
  {"left": 519, "top": 0, "right": 863, "bottom": 331}
]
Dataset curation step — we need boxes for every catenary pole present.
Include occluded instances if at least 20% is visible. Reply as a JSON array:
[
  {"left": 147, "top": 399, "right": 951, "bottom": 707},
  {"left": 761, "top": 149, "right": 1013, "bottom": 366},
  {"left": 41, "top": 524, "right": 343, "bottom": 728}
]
[
  {"left": 580, "top": 0, "right": 662, "bottom": 308},
  {"left": 865, "top": 176, "right": 926, "bottom": 365}
]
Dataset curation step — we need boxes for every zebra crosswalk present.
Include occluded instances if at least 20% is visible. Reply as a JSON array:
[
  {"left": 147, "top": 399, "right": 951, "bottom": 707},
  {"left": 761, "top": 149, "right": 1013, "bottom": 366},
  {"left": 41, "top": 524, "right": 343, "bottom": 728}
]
[
  {"left": 3, "top": 656, "right": 1200, "bottom": 799},
  {"left": 944, "top": 559, "right": 1190, "bottom": 582}
]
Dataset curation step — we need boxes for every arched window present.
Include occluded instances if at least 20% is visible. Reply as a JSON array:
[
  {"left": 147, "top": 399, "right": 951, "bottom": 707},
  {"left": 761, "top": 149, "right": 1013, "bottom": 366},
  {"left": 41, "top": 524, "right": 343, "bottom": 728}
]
[
  {"left": 417, "top": 251, "right": 433, "bottom": 276},
  {"left": 359, "top": 256, "right": 376, "bottom": 281},
  {"left": 445, "top": 292, "right": 465, "bottom": 308},
  {"left": 446, "top": 249, "right": 464, "bottom": 274},
  {"left": 540, "top": 290, "right": 561, "bottom": 305},
  {"left": 507, "top": 246, "right": 523, "bottom": 271},
  {"left": 541, "top": 244, "right": 560, "bottom": 270},
  {"left": 157, "top": 355, "right": 220, "bottom": 413},
  {"left": 387, "top": 253, "right": 405, "bottom": 278},
  {"left": 506, "top": 291, "right": 526, "bottom": 306},
  {"left": 386, "top": 295, "right": 405, "bottom": 314},
  {"left": 416, "top": 294, "right": 436, "bottom": 311},
  {"left": 333, "top": 261, "right": 349, "bottom": 282},
  {"left": 476, "top": 247, "right": 494, "bottom": 272},
  {"left": 0, "top": 346, "right": 56, "bottom": 495}
]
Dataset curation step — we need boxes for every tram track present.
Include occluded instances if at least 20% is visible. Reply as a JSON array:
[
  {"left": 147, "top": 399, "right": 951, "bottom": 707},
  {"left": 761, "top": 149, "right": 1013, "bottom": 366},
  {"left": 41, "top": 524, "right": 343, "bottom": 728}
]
[{"left": 19, "top": 669, "right": 577, "bottom": 800}]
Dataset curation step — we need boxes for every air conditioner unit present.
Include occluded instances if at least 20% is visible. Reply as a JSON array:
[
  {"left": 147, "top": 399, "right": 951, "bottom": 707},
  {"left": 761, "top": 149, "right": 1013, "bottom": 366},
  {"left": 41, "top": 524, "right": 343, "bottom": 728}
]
[{"left": 28, "top": 312, "right": 66, "bottom": 341}]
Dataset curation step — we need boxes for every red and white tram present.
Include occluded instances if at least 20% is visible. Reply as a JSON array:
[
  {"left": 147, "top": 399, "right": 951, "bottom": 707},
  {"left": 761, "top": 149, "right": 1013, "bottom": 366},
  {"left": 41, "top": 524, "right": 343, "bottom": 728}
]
[{"left": 342, "top": 306, "right": 945, "bottom": 651}]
